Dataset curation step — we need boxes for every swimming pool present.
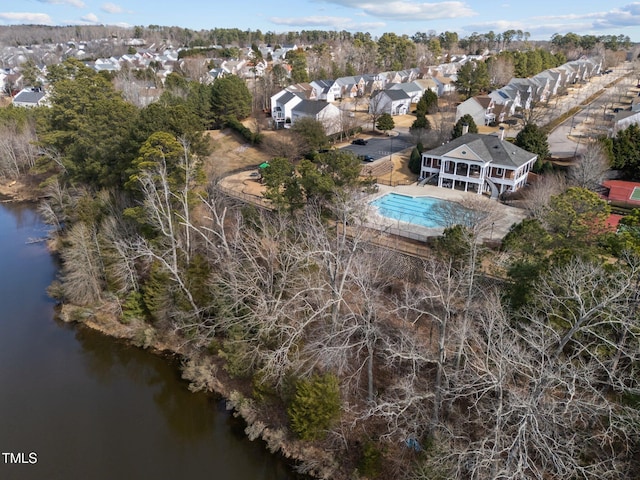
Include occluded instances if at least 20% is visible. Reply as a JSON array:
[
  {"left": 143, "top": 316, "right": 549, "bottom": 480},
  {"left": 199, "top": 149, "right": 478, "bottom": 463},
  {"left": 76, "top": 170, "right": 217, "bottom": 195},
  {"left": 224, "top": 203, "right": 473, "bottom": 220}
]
[{"left": 370, "top": 192, "right": 448, "bottom": 229}]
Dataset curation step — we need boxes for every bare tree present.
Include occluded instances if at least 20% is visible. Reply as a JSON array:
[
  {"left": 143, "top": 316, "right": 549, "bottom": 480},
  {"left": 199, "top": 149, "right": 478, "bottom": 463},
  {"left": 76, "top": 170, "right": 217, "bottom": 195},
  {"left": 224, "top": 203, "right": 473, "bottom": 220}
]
[
  {"left": 487, "top": 55, "right": 515, "bottom": 87},
  {"left": 520, "top": 172, "right": 567, "bottom": 219},
  {"left": 60, "top": 221, "right": 105, "bottom": 305},
  {"left": 421, "top": 259, "right": 640, "bottom": 480},
  {"left": 568, "top": 139, "right": 610, "bottom": 190},
  {"left": 0, "top": 120, "right": 39, "bottom": 178},
  {"left": 367, "top": 89, "right": 385, "bottom": 133}
]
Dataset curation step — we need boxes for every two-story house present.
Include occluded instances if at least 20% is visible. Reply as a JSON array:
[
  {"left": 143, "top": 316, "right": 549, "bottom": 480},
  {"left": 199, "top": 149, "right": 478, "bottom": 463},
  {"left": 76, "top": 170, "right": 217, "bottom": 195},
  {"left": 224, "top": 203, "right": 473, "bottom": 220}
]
[
  {"left": 290, "top": 100, "right": 342, "bottom": 135},
  {"left": 369, "top": 89, "right": 412, "bottom": 116},
  {"left": 420, "top": 132, "right": 537, "bottom": 197}
]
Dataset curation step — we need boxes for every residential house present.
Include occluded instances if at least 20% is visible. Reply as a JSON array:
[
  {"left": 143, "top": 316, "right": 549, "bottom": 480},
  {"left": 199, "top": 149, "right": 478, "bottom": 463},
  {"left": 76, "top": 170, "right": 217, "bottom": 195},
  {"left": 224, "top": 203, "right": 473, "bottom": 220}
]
[
  {"left": 290, "top": 100, "right": 342, "bottom": 135},
  {"left": 12, "top": 87, "right": 48, "bottom": 108},
  {"left": 388, "top": 81, "right": 425, "bottom": 103},
  {"left": 334, "top": 75, "right": 367, "bottom": 98},
  {"left": 534, "top": 69, "right": 563, "bottom": 98},
  {"left": 420, "top": 132, "right": 537, "bottom": 196},
  {"left": 612, "top": 110, "right": 640, "bottom": 134},
  {"left": 369, "top": 89, "right": 412, "bottom": 116},
  {"left": 488, "top": 86, "right": 518, "bottom": 117},
  {"left": 310, "top": 79, "right": 341, "bottom": 102},
  {"left": 456, "top": 95, "right": 498, "bottom": 126},
  {"left": 430, "top": 73, "right": 456, "bottom": 96},
  {"left": 270, "top": 90, "right": 304, "bottom": 126},
  {"left": 414, "top": 77, "right": 439, "bottom": 96}
]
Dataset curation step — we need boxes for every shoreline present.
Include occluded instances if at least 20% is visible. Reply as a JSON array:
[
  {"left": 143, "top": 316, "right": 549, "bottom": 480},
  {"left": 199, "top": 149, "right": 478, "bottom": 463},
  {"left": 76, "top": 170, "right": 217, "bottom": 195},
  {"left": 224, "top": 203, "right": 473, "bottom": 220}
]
[
  {"left": 1, "top": 178, "right": 341, "bottom": 479},
  {"left": 57, "top": 302, "right": 340, "bottom": 480}
]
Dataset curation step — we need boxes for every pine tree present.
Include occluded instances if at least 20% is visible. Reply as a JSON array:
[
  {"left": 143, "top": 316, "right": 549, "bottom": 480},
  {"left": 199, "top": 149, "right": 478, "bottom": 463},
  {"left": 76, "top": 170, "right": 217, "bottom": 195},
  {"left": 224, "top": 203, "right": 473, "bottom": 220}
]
[{"left": 287, "top": 373, "right": 341, "bottom": 440}]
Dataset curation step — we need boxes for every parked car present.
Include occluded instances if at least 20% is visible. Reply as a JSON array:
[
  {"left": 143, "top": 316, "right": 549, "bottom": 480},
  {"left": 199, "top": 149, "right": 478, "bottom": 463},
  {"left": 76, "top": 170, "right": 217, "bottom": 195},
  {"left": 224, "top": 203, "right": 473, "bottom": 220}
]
[
  {"left": 351, "top": 138, "right": 368, "bottom": 145},
  {"left": 359, "top": 155, "right": 374, "bottom": 162}
]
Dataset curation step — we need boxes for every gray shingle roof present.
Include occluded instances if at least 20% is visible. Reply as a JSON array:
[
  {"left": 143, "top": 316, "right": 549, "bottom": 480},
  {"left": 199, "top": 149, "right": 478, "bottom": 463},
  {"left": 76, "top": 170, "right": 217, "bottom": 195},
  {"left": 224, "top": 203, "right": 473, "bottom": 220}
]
[
  {"left": 292, "top": 100, "right": 330, "bottom": 116},
  {"left": 13, "top": 90, "right": 46, "bottom": 104},
  {"left": 378, "top": 89, "right": 411, "bottom": 101},
  {"left": 424, "top": 133, "right": 537, "bottom": 168}
]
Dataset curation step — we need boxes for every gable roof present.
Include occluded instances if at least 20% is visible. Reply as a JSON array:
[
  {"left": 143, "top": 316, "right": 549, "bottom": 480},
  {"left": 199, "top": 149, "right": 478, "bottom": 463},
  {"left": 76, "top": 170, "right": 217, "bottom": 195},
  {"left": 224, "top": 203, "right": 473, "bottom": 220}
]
[
  {"left": 424, "top": 133, "right": 537, "bottom": 169},
  {"left": 292, "top": 99, "right": 334, "bottom": 116},
  {"left": 377, "top": 89, "right": 411, "bottom": 101},
  {"left": 13, "top": 88, "right": 46, "bottom": 105}
]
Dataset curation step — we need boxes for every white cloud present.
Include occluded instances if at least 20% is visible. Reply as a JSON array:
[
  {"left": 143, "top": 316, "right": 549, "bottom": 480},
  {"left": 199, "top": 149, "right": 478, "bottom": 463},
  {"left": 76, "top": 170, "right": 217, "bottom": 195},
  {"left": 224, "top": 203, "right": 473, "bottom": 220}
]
[
  {"left": 101, "top": 2, "right": 123, "bottom": 14},
  {"left": 270, "top": 15, "right": 357, "bottom": 28},
  {"left": 462, "top": 3, "right": 640, "bottom": 39},
  {"left": 361, "top": 1, "right": 477, "bottom": 20},
  {"left": 320, "top": 0, "right": 477, "bottom": 20},
  {"left": 37, "top": 0, "right": 86, "bottom": 8},
  {"left": 81, "top": 13, "right": 100, "bottom": 23},
  {"left": 270, "top": 15, "right": 387, "bottom": 32},
  {"left": 0, "top": 12, "right": 53, "bottom": 24}
]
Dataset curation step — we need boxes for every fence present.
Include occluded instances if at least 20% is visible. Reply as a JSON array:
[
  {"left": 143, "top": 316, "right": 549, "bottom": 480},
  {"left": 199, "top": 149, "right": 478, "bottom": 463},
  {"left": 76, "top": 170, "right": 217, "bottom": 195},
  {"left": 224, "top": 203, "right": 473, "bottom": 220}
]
[{"left": 214, "top": 184, "right": 272, "bottom": 210}]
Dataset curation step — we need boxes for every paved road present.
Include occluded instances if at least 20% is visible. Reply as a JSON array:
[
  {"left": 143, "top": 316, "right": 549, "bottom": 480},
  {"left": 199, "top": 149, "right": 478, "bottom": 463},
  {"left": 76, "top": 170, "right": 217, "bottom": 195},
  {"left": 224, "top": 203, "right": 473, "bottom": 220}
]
[{"left": 545, "top": 62, "right": 633, "bottom": 158}]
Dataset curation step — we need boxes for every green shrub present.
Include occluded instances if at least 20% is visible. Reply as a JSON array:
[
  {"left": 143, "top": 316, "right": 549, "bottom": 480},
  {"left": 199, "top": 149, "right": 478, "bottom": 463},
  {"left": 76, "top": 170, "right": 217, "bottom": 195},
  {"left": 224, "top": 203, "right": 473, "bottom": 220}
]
[
  {"left": 408, "top": 147, "right": 422, "bottom": 175},
  {"left": 357, "top": 440, "right": 383, "bottom": 478},
  {"left": 287, "top": 373, "right": 341, "bottom": 440},
  {"left": 224, "top": 116, "right": 262, "bottom": 144}
]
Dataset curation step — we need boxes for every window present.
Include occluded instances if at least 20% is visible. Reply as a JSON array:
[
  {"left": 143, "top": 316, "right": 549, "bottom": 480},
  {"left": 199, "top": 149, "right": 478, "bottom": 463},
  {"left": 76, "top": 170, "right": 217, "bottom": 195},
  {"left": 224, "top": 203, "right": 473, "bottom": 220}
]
[{"left": 494, "top": 167, "right": 503, "bottom": 176}]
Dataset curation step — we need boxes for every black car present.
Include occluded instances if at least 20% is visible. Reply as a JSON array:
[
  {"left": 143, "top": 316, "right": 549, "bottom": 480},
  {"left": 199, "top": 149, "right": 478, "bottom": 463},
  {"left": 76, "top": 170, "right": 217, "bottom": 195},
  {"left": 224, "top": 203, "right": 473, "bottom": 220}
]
[
  {"left": 351, "top": 138, "right": 368, "bottom": 145},
  {"left": 359, "top": 155, "right": 374, "bottom": 162}
]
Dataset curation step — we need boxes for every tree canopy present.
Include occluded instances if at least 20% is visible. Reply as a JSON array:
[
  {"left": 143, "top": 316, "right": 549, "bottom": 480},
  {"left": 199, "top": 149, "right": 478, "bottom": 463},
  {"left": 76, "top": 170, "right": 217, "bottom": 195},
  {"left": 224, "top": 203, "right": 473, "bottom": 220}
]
[
  {"left": 515, "top": 123, "right": 550, "bottom": 168},
  {"left": 210, "top": 74, "right": 252, "bottom": 127},
  {"left": 602, "top": 124, "right": 640, "bottom": 180},
  {"left": 454, "top": 60, "right": 490, "bottom": 99},
  {"left": 376, "top": 113, "right": 395, "bottom": 133},
  {"left": 451, "top": 114, "right": 478, "bottom": 138},
  {"left": 40, "top": 58, "right": 139, "bottom": 187}
]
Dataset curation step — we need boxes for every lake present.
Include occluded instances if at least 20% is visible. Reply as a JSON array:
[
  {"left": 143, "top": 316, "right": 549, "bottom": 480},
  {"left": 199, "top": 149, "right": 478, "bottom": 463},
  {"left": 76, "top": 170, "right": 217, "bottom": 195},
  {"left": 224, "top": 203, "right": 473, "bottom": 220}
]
[{"left": 0, "top": 202, "right": 298, "bottom": 480}]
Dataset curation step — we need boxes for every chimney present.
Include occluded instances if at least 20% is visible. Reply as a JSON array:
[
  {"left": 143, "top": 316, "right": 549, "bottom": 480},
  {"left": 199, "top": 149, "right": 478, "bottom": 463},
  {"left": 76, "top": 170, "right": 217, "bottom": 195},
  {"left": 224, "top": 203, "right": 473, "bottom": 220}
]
[
  {"left": 499, "top": 126, "right": 505, "bottom": 140},
  {"left": 462, "top": 123, "right": 469, "bottom": 135}
]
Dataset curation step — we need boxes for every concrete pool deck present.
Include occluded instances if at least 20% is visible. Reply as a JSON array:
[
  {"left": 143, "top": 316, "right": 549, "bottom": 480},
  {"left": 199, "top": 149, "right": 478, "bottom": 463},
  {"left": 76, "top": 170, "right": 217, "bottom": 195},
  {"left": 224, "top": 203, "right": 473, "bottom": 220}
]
[{"left": 366, "top": 183, "right": 527, "bottom": 242}]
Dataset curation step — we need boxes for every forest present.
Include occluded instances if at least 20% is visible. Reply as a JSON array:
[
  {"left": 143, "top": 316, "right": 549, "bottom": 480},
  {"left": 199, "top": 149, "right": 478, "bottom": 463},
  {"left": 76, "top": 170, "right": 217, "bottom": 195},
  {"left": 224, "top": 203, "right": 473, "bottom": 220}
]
[{"left": 0, "top": 28, "right": 639, "bottom": 478}]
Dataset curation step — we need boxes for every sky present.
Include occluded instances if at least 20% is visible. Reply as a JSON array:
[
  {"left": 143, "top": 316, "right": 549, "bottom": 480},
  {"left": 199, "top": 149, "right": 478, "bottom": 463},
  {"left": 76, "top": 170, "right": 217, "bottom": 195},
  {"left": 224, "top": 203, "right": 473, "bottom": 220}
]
[{"left": 3, "top": 0, "right": 640, "bottom": 42}]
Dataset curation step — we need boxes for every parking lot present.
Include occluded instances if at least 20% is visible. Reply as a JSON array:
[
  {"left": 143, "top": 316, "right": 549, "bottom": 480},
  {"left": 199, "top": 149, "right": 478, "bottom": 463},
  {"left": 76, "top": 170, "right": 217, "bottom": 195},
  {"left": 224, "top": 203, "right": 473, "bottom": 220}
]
[{"left": 341, "top": 134, "right": 414, "bottom": 162}]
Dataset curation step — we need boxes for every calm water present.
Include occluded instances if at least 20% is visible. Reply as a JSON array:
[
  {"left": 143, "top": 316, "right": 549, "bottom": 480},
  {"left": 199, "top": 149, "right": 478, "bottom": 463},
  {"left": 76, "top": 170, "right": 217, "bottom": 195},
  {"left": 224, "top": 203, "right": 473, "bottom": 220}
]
[
  {"left": 0, "top": 203, "right": 297, "bottom": 480},
  {"left": 370, "top": 192, "right": 447, "bottom": 228}
]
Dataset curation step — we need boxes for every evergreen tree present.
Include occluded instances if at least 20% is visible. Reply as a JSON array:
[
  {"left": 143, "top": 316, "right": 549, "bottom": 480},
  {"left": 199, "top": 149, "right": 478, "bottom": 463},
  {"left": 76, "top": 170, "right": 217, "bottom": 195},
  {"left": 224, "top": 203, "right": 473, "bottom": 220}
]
[
  {"left": 408, "top": 147, "right": 422, "bottom": 175},
  {"left": 41, "top": 58, "right": 138, "bottom": 187},
  {"left": 376, "top": 113, "right": 395, "bottom": 134},
  {"left": 287, "top": 373, "right": 341, "bottom": 440},
  {"left": 210, "top": 75, "right": 252, "bottom": 126},
  {"left": 454, "top": 60, "right": 490, "bottom": 99},
  {"left": 451, "top": 114, "right": 478, "bottom": 138},
  {"left": 415, "top": 89, "right": 438, "bottom": 116},
  {"left": 602, "top": 124, "right": 640, "bottom": 180},
  {"left": 515, "top": 123, "right": 550, "bottom": 168}
]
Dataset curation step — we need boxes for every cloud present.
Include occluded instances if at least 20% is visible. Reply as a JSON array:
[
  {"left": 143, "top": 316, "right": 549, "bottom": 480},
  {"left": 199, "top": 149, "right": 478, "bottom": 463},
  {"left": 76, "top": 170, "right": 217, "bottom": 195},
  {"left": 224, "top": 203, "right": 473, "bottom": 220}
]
[
  {"left": 462, "top": 3, "right": 640, "bottom": 39},
  {"left": 37, "top": 0, "right": 86, "bottom": 8},
  {"left": 0, "top": 12, "right": 53, "bottom": 24},
  {"left": 320, "top": 0, "right": 477, "bottom": 20},
  {"left": 81, "top": 13, "right": 100, "bottom": 23},
  {"left": 101, "top": 2, "right": 123, "bottom": 14},
  {"left": 270, "top": 15, "right": 359, "bottom": 28},
  {"left": 270, "top": 15, "right": 387, "bottom": 32},
  {"left": 593, "top": 2, "right": 640, "bottom": 28}
]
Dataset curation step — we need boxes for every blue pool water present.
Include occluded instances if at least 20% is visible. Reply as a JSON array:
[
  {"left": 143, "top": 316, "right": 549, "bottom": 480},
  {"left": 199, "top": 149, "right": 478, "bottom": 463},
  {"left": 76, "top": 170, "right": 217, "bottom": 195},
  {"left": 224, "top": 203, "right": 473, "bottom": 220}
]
[{"left": 370, "top": 192, "right": 448, "bottom": 228}]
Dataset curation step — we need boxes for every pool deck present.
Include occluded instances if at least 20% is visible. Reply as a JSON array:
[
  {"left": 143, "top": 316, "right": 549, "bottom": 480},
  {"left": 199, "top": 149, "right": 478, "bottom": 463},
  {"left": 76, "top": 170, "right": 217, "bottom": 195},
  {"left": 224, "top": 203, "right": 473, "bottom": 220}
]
[{"left": 367, "top": 183, "right": 527, "bottom": 242}]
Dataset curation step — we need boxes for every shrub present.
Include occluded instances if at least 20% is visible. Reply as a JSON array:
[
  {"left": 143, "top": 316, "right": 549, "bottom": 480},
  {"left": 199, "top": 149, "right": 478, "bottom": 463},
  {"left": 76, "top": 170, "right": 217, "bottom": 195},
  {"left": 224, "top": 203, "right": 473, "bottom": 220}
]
[
  {"left": 287, "top": 373, "right": 341, "bottom": 440},
  {"left": 224, "top": 116, "right": 263, "bottom": 144},
  {"left": 409, "top": 147, "right": 422, "bottom": 175}
]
